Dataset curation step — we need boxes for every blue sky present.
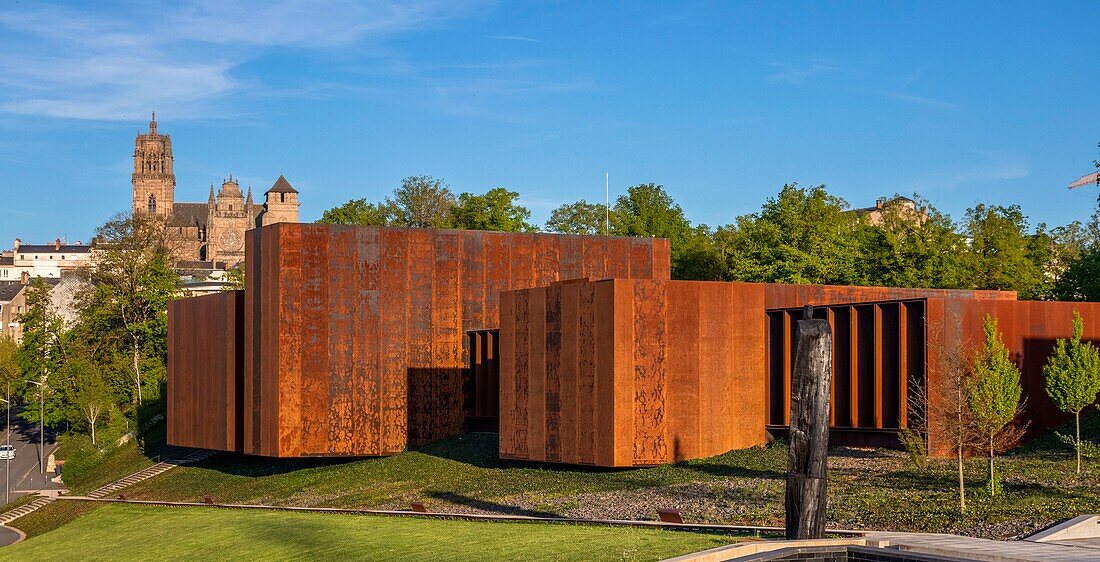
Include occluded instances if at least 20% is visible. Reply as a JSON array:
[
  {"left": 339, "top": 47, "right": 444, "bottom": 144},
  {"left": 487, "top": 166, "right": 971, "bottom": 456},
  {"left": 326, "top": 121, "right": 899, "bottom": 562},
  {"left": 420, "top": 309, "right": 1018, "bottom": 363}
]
[{"left": 0, "top": 1, "right": 1097, "bottom": 244}]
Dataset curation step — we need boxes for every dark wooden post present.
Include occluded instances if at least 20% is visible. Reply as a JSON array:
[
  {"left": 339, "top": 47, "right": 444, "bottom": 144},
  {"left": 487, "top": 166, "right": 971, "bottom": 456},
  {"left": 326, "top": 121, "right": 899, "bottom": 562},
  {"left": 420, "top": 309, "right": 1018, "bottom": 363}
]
[{"left": 785, "top": 305, "right": 832, "bottom": 540}]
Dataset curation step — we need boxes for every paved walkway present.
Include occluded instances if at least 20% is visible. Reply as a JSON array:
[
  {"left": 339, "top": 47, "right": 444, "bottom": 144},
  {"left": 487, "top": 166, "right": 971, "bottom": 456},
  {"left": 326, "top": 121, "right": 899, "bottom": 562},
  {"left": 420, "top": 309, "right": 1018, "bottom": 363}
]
[
  {"left": 87, "top": 448, "right": 215, "bottom": 499},
  {"left": 0, "top": 447, "right": 215, "bottom": 542},
  {"left": 0, "top": 525, "right": 23, "bottom": 547},
  {"left": 863, "top": 531, "right": 1100, "bottom": 562}
]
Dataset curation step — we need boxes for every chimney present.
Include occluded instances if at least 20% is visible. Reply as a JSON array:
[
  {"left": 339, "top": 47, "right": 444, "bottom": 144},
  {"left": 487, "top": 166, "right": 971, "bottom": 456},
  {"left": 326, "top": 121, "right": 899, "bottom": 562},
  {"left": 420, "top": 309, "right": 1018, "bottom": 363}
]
[
  {"left": 20, "top": 271, "right": 29, "bottom": 284},
  {"left": 13, "top": 238, "right": 20, "bottom": 252},
  {"left": 55, "top": 238, "right": 61, "bottom": 250}
]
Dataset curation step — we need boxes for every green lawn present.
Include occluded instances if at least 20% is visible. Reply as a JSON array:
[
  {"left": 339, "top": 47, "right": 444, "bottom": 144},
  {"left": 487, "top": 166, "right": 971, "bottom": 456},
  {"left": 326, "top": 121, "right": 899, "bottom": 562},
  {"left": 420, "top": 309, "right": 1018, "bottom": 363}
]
[
  {"left": 6, "top": 503, "right": 737, "bottom": 561},
  {"left": 113, "top": 419, "right": 1100, "bottom": 539}
]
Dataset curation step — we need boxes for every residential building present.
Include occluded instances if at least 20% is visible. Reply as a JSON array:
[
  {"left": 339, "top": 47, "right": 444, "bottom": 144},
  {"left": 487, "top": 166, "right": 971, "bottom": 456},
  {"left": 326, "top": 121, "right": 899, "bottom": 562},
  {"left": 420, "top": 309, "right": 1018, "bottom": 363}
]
[{"left": 2, "top": 239, "right": 93, "bottom": 280}]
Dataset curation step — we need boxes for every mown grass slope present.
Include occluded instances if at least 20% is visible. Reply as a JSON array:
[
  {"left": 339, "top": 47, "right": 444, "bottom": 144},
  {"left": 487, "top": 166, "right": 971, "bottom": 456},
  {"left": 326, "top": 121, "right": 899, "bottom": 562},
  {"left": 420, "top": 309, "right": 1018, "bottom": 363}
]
[
  {"left": 116, "top": 415, "right": 1100, "bottom": 539},
  {"left": 6, "top": 503, "right": 737, "bottom": 561}
]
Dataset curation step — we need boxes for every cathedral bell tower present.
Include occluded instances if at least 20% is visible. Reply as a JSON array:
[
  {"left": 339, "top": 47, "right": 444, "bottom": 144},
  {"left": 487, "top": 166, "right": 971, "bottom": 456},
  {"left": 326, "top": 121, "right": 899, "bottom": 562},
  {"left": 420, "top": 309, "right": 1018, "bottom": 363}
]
[{"left": 132, "top": 112, "right": 175, "bottom": 218}]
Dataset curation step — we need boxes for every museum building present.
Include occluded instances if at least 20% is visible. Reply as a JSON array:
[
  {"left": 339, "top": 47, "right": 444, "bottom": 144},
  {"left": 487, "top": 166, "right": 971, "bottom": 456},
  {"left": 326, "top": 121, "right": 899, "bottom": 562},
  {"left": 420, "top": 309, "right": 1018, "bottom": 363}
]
[{"left": 167, "top": 223, "right": 1100, "bottom": 466}]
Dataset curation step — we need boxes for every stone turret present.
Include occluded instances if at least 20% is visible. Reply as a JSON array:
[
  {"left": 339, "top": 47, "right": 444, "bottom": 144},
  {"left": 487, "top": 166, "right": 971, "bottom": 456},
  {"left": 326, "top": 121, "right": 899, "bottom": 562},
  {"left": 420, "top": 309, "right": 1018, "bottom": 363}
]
[{"left": 260, "top": 175, "right": 300, "bottom": 227}]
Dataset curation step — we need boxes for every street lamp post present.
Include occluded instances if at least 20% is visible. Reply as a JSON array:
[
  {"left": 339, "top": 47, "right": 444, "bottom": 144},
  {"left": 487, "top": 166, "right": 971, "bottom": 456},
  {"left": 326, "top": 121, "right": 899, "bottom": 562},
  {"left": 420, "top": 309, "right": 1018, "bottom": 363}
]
[
  {"left": 1, "top": 389, "right": 9, "bottom": 505},
  {"left": 29, "top": 378, "right": 45, "bottom": 475}
]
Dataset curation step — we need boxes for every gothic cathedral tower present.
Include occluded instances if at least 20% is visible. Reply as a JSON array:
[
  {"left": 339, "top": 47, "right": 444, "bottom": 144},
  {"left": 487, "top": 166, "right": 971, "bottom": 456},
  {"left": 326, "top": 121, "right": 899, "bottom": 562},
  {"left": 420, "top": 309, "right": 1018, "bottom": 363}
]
[{"left": 132, "top": 113, "right": 175, "bottom": 217}]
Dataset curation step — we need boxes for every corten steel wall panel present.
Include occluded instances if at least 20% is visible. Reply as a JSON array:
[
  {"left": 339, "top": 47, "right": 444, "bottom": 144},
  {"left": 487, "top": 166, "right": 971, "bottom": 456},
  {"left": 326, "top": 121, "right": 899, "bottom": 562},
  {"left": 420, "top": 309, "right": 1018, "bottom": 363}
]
[
  {"left": 559, "top": 281, "right": 580, "bottom": 464},
  {"left": 299, "top": 226, "right": 330, "bottom": 455},
  {"left": 762, "top": 284, "right": 1015, "bottom": 310},
  {"left": 500, "top": 279, "right": 766, "bottom": 467},
  {"left": 925, "top": 298, "right": 1100, "bottom": 455},
  {"left": 632, "top": 279, "right": 668, "bottom": 465},
  {"left": 577, "top": 280, "right": 598, "bottom": 465},
  {"left": 167, "top": 291, "right": 243, "bottom": 451},
  {"left": 356, "top": 227, "right": 383, "bottom": 455}
]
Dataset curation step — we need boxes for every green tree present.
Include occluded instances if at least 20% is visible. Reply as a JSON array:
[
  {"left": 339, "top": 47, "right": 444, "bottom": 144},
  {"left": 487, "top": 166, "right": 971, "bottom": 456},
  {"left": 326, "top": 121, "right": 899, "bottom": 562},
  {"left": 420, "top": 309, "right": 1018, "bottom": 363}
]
[
  {"left": 962, "top": 204, "right": 1046, "bottom": 299},
  {"left": 13, "top": 277, "right": 68, "bottom": 425},
  {"left": 317, "top": 198, "right": 397, "bottom": 226},
  {"left": 453, "top": 187, "right": 534, "bottom": 232},
  {"left": 723, "top": 184, "right": 860, "bottom": 284},
  {"left": 88, "top": 213, "right": 178, "bottom": 406},
  {"left": 854, "top": 196, "right": 967, "bottom": 288},
  {"left": 545, "top": 200, "right": 610, "bottom": 235},
  {"left": 390, "top": 175, "right": 456, "bottom": 228},
  {"left": 223, "top": 265, "right": 245, "bottom": 291},
  {"left": 1042, "top": 311, "right": 1100, "bottom": 474},
  {"left": 0, "top": 336, "right": 18, "bottom": 427},
  {"left": 968, "top": 314, "right": 1024, "bottom": 496},
  {"left": 69, "top": 356, "right": 112, "bottom": 445},
  {"left": 1054, "top": 250, "right": 1100, "bottom": 301},
  {"left": 611, "top": 183, "right": 712, "bottom": 279}
]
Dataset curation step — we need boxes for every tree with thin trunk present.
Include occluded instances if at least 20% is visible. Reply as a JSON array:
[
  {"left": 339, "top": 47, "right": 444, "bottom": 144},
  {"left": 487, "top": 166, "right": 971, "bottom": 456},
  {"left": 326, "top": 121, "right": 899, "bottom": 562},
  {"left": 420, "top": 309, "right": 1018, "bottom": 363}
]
[
  {"left": 968, "top": 314, "right": 1025, "bottom": 496},
  {"left": 1043, "top": 311, "right": 1100, "bottom": 474},
  {"left": 916, "top": 322, "right": 981, "bottom": 512},
  {"left": 88, "top": 213, "right": 178, "bottom": 406},
  {"left": 70, "top": 358, "right": 111, "bottom": 445}
]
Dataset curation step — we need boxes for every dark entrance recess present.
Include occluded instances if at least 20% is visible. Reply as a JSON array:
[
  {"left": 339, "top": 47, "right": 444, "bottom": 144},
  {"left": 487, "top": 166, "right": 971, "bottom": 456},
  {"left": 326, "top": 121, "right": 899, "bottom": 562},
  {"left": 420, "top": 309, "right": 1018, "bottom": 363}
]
[
  {"left": 765, "top": 299, "right": 927, "bottom": 449},
  {"left": 465, "top": 329, "right": 500, "bottom": 432}
]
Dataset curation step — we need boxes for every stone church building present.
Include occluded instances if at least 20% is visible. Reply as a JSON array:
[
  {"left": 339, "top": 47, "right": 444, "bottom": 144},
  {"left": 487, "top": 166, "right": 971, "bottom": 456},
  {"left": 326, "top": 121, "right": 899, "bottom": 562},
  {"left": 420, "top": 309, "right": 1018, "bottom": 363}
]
[{"left": 132, "top": 114, "right": 299, "bottom": 268}]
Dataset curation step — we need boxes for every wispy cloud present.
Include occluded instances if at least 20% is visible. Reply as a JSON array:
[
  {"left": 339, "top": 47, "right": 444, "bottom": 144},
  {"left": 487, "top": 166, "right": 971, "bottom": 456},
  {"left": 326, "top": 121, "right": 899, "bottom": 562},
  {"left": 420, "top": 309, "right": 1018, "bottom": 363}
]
[
  {"left": 0, "top": 1, "right": 491, "bottom": 121},
  {"left": 765, "top": 59, "right": 839, "bottom": 85},
  {"left": 902, "top": 150, "right": 1030, "bottom": 193},
  {"left": 490, "top": 35, "right": 542, "bottom": 43},
  {"left": 883, "top": 91, "right": 960, "bottom": 110}
]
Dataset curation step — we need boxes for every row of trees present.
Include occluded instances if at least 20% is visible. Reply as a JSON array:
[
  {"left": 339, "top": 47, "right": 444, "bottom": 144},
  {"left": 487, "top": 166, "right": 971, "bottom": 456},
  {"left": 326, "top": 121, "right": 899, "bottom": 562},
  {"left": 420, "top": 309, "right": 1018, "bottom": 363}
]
[
  {"left": 916, "top": 310, "right": 1100, "bottom": 512},
  {"left": 321, "top": 177, "right": 1100, "bottom": 300},
  {"left": 0, "top": 214, "right": 177, "bottom": 446}
]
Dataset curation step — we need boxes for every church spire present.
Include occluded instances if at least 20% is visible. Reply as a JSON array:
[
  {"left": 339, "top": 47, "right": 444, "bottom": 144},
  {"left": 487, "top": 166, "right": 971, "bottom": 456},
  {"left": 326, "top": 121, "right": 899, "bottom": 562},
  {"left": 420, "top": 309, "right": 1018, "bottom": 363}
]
[
  {"left": 208, "top": 184, "right": 215, "bottom": 203},
  {"left": 246, "top": 185, "right": 254, "bottom": 205},
  {"left": 149, "top": 111, "right": 157, "bottom": 134}
]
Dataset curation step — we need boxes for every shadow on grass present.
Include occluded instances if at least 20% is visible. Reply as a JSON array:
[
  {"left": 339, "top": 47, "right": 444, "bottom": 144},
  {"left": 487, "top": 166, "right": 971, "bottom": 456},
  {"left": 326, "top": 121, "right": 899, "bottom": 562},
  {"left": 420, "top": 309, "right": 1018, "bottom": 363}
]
[
  {"left": 188, "top": 453, "right": 362, "bottom": 478},
  {"left": 415, "top": 433, "right": 625, "bottom": 475},
  {"left": 424, "top": 490, "right": 563, "bottom": 518}
]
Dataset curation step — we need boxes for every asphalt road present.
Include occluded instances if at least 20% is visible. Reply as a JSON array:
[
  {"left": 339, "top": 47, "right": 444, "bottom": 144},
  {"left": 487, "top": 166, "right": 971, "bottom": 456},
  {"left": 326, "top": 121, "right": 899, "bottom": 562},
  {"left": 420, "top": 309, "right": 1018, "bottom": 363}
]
[{"left": 1, "top": 411, "right": 63, "bottom": 505}]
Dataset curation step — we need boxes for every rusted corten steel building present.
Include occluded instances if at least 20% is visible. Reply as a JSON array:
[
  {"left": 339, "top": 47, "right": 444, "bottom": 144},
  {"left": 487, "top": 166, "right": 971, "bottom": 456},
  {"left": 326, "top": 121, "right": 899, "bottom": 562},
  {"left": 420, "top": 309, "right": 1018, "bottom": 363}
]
[
  {"left": 170, "top": 224, "right": 1100, "bottom": 465},
  {"left": 497, "top": 281, "right": 1050, "bottom": 467},
  {"left": 168, "top": 223, "right": 670, "bottom": 457},
  {"left": 498, "top": 279, "right": 765, "bottom": 467}
]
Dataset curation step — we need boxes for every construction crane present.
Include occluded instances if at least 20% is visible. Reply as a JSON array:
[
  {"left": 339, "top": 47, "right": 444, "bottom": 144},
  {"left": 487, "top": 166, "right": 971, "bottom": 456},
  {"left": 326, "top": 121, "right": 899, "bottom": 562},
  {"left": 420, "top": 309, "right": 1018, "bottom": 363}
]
[{"left": 1069, "top": 170, "right": 1100, "bottom": 189}]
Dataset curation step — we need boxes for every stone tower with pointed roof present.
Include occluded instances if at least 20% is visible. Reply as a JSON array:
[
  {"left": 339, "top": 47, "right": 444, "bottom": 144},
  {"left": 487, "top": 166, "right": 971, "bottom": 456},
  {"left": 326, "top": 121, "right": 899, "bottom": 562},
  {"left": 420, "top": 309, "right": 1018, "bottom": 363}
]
[
  {"left": 259, "top": 175, "right": 300, "bottom": 226},
  {"left": 132, "top": 113, "right": 175, "bottom": 218},
  {"left": 130, "top": 115, "right": 302, "bottom": 269}
]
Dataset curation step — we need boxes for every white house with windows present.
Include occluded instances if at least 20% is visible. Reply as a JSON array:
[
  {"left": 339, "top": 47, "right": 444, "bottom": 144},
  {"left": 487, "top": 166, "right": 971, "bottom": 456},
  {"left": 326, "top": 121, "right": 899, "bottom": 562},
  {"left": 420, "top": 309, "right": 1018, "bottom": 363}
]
[{"left": 2, "top": 238, "right": 95, "bottom": 280}]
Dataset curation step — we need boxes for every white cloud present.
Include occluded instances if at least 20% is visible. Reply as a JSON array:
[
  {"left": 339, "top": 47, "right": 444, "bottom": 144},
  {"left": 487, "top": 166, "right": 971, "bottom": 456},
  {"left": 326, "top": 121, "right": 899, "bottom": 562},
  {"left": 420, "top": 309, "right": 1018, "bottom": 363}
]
[
  {"left": 490, "top": 35, "right": 541, "bottom": 43},
  {"left": 902, "top": 150, "right": 1030, "bottom": 193},
  {"left": 765, "top": 60, "right": 839, "bottom": 85},
  {"left": 0, "top": 1, "right": 491, "bottom": 121}
]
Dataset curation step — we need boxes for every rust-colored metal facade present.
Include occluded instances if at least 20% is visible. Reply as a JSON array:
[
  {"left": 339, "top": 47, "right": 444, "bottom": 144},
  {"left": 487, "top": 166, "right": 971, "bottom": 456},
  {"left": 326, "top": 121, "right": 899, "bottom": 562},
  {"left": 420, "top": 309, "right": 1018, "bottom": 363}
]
[
  {"left": 765, "top": 300, "right": 927, "bottom": 448},
  {"left": 764, "top": 296, "right": 1100, "bottom": 455},
  {"left": 925, "top": 298, "right": 1100, "bottom": 454},
  {"left": 167, "top": 291, "right": 244, "bottom": 452},
  {"left": 169, "top": 222, "right": 1100, "bottom": 464},
  {"left": 499, "top": 279, "right": 765, "bottom": 467},
  {"left": 169, "top": 223, "right": 671, "bottom": 456}
]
